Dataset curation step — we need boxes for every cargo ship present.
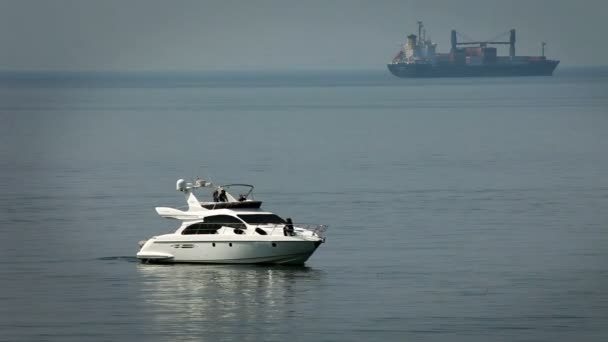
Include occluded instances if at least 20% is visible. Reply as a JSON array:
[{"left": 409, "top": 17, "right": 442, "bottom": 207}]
[{"left": 387, "top": 21, "right": 559, "bottom": 78}]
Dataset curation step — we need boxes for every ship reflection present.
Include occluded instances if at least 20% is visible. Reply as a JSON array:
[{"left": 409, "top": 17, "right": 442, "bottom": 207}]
[{"left": 135, "top": 264, "right": 324, "bottom": 340}]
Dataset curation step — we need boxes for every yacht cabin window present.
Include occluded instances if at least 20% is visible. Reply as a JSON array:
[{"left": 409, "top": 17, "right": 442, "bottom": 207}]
[
  {"left": 182, "top": 215, "right": 246, "bottom": 234},
  {"left": 237, "top": 214, "right": 286, "bottom": 225}
]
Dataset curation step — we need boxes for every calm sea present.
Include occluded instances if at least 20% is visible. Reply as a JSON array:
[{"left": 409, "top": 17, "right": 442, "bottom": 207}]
[{"left": 1, "top": 68, "right": 607, "bottom": 341}]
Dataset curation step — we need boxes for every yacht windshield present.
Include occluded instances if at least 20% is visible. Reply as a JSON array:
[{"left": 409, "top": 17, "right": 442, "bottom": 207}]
[{"left": 237, "top": 214, "right": 286, "bottom": 225}]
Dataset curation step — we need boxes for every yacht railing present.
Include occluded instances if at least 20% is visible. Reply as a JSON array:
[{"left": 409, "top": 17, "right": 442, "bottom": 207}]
[{"left": 295, "top": 224, "right": 329, "bottom": 237}]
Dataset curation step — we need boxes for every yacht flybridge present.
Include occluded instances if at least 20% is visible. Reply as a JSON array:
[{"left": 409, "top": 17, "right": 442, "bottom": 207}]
[{"left": 137, "top": 178, "right": 327, "bottom": 264}]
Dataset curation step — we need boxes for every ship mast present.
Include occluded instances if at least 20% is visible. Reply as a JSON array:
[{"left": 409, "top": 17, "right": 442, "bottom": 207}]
[{"left": 542, "top": 42, "right": 546, "bottom": 57}]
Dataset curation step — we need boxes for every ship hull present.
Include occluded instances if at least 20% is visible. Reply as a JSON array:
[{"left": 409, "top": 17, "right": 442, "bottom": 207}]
[{"left": 387, "top": 60, "right": 559, "bottom": 78}]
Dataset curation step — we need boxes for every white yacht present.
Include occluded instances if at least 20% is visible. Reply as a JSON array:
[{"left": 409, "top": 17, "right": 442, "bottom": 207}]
[{"left": 137, "top": 178, "right": 327, "bottom": 265}]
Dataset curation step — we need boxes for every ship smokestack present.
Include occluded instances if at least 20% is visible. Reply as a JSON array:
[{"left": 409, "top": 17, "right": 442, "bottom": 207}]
[
  {"left": 509, "top": 29, "right": 516, "bottom": 58},
  {"left": 451, "top": 30, "right": 457, "bottom": 52}
]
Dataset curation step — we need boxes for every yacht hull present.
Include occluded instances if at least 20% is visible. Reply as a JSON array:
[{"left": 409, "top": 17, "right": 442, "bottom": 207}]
[{"left": 137, "top": 239, "right": 322, "bottom": 265}]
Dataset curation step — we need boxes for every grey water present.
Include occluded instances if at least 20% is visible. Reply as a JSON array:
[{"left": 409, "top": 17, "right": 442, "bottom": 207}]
[{"left": 1, "top": 67, "right": 607, "bottom": 341}]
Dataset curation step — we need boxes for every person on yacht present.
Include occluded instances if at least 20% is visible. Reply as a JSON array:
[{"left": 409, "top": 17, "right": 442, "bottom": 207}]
[
  {"left": 212, "top": 188, "right": 220, "bottom": 202},
  {"left": 218, "top": 189, "right": 228, "bottom": 202},
  {"left": 284, "top": 218, "right": 295, "bottom": 236}
]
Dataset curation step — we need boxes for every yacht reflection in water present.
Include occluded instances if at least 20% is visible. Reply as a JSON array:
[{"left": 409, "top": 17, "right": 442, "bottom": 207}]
[{"left": 135, "top": 264, "right": 324, "bottom": 339}]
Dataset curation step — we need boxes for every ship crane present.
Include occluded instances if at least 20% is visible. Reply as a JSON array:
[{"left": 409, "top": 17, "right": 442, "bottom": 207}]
[{"left": 452, "top": 29, "right": 516, "bottom": 57}]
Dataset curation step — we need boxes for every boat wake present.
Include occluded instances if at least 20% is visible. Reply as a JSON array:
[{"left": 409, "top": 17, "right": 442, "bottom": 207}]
[{"left": 98, "top": 256, "right": 140, "bottom": 263}]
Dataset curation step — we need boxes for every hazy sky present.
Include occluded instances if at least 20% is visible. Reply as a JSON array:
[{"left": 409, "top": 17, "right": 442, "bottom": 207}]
[{"left": 0, "top": 0, "right": 606, "bottom": 70}]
